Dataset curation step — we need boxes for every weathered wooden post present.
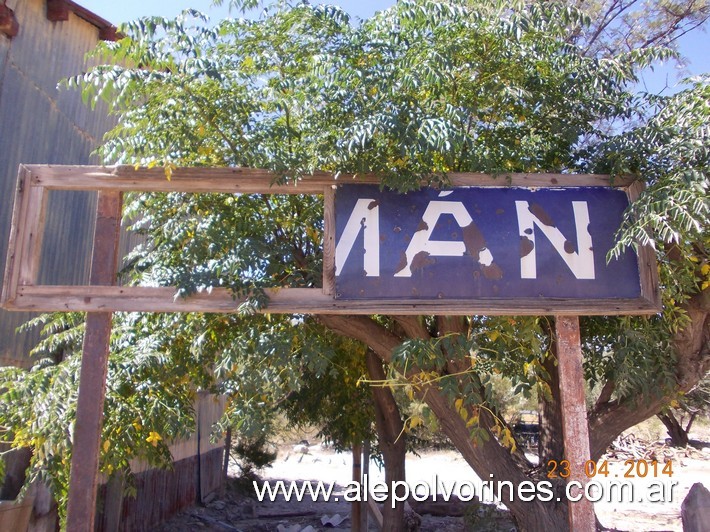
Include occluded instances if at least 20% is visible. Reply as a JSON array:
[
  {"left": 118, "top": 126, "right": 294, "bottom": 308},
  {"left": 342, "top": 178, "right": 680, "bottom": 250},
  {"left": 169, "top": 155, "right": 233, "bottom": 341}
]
[
  {"left": 66, "top": 191, "right": 122, "bottom": 531},
  {"left": 556, "top": 316, "right": 596, "bottom": 532}
]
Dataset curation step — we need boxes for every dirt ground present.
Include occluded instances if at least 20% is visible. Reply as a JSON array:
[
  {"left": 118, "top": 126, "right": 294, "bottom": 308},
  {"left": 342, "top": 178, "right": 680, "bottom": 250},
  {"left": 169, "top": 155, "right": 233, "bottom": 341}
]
[{"left": 158, "top": 441, "right": 710, "bottom": 532}]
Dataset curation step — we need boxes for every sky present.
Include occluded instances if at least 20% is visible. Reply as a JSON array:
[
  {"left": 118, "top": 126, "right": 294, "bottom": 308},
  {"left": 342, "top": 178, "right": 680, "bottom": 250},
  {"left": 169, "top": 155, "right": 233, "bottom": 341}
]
[
  {"left": 78, "top": 0, "right": 709, "bottom": 94},
  {"left": 79, "top": 0, "right": 384, "bottom": 23}
]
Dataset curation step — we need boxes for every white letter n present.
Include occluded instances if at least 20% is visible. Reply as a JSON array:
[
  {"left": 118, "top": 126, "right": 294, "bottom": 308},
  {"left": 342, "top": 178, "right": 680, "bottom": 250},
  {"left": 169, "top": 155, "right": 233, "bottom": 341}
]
[
  {"left": 515, "top": 201, "right": 595, "bottom": 280},
  {"left": 335, "top": 199, "right": 380, "bottom": 276}
]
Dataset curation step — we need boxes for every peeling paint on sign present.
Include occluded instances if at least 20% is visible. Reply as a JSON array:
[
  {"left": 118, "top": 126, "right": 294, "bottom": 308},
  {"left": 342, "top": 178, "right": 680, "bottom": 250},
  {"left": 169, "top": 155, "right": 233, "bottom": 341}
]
[{"left": 334, "top": 185, "right": 640, "bottom": 300}]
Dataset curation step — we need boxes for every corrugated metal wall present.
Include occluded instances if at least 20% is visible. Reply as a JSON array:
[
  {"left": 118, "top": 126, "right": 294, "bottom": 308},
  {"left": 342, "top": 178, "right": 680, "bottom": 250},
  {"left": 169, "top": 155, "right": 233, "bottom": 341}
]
[
  {"left": 1, "top": 6, "right": 228, "bottom": 531},
  {"left": 0, "top": 0, "right": 115, "bottom": 366},
  {"left": 95, "top": 393, "right": 226, "bottom": 532}
]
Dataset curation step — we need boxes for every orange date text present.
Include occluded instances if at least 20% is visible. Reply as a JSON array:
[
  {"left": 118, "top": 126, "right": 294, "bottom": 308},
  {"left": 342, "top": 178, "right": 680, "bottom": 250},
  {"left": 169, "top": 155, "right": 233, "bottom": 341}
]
[{"left": 546, "top": 459, "right": 673, "bottom": 479}]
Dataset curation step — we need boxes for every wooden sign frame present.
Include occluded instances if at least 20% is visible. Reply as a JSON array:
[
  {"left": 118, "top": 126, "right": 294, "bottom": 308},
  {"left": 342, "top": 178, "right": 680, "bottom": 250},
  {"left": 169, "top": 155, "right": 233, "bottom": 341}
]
[{"left": 1, "top": 164, "right": 660, "bottom": 316}]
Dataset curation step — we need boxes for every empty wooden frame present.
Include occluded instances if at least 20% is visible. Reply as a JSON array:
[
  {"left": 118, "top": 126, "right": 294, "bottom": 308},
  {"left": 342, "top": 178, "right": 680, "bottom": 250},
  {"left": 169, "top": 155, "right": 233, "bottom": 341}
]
[{"left": 1, "top": 165, "right": 660, "bottom": 315}]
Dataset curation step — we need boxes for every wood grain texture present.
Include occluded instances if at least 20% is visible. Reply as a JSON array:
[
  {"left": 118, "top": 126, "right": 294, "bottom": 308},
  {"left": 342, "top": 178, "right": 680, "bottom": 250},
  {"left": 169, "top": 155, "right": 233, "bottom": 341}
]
[
  {"left": 2, "top": 167, "right": 48, "bottom": 302},
  {"left": 66, "top": 191, "right": 123, "bottom": 532},
  {"left": 555, "top": 316, "right": 596, "bottom": 532},
  {"left": 322, "top": 185, "right": 336, "bottom": 296},
  {"left": 623, "top": 180, "right": 662, "bottom": 311},
  {"left": 8, "top": 285, "right": 660, "bottom": 315},
  {"left": 17, "top": 183, "right": 48, "bottom": 287},
  {"left": 1, "top": 167, "right": 29, "bottom": 306},
  {"left": 29, "top": 164, "right": 635, "bottom": 192}
]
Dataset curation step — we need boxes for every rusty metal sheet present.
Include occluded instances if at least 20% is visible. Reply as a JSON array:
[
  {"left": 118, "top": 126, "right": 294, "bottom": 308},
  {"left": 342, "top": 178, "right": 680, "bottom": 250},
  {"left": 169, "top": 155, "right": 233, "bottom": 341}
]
[
  {"left": 334, "top": 185, "right": 638, "bottom": 300},
  {"left": 0, "top": 0, "right": 119, "bottom": 366},
  {"left": 95, "top": 449, "right": 225, "bottom": 531}
]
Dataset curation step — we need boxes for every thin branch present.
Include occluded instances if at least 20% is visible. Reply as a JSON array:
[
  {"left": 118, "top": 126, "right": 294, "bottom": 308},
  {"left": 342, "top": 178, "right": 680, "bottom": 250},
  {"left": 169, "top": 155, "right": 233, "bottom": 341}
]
[{"left": 582, "top": 0, "right": 641, "bottom": 56}]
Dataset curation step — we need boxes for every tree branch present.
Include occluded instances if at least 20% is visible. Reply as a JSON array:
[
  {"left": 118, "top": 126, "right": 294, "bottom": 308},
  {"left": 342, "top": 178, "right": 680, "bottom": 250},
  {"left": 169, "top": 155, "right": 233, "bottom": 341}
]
[
  {"left": 588, "top": 289, "right": 710, "bottom": 459},
  {"left": 392, "top": 316, "right": 430, "bottom": 339},
  {"left": 317, "top": 314, "right": 549, "bottom": 523}
]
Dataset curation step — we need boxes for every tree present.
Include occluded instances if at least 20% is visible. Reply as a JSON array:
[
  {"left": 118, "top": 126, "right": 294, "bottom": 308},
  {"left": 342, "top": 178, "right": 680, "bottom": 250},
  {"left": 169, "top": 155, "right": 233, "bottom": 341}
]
[
  {"left": 657, "top": 374, "right": 710, "bottom": 446},
  {"left": 282, "top": 339, "right": 413, "bottom": 530},
  {"left": 1, "top": 1, "right": 708, "bottom": 530},
  {"left": 0, "top": 312, "right": 197, "bottom": 515},
  {"left": 567, "top": 0, "right": 710, "bottom": 59}
]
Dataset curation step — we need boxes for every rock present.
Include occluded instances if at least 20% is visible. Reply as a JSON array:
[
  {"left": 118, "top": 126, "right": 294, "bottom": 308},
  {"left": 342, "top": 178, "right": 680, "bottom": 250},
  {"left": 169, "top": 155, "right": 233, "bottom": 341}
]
[
  {"left": 277, "top": 525, "right": 311, "bottom": 532},
  {"left": 240, "top": 501, "right": 257, "bottom": 518},
  {"left": 207, "top": 500, "right": 226, "bottom": 511},
  {"left": 681, "top": 482, "right": 710, "bottom": 532},
  {"left": 321, "top": 513, "right": 347, "bottom": 526}
]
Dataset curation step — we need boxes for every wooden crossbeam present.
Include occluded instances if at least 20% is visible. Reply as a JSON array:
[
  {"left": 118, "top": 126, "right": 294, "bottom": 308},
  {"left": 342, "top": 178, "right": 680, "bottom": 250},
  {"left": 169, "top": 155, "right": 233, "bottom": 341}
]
[{"left": 0, "top": 164, "right": 660, "bottom": 316}]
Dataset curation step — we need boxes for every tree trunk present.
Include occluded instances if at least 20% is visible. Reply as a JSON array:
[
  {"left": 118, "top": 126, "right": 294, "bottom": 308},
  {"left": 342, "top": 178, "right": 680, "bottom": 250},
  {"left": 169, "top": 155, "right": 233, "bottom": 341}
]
[
  {"left": 538, "top": 328, "right": 565, "bottom": 465},
  {"left": 319, "top": 284, "right": 710, "bottom": 532},
  {"left": 657, "top": 412, "right": 690, "bottom": 447},
  {"left": 365, "top": 349, "right": 407, "bottom": 532},
  {"left": 589, "top": 290, "right": 709, "bottom": 459},
  {"left": 536, "top": 331, "right": 569, "bottom": 527},
  {"left": 321, "top": 315, "right": 569, "bottom": 531}
]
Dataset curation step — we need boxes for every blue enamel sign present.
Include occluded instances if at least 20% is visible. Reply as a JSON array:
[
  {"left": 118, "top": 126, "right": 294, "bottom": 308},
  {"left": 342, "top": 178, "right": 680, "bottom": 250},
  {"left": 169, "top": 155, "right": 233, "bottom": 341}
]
[{"left": 334, "top": 185, "right": 640, "bottom": 300}]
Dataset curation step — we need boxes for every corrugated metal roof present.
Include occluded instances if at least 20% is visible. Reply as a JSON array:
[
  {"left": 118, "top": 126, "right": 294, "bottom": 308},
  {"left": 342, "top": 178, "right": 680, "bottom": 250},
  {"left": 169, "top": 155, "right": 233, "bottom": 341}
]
[
  {"left": 3, "top": 1, "right": 117, "bottom": 41},
  {"left": 56, "top": 0, "right": 118, "bottom": 41}
]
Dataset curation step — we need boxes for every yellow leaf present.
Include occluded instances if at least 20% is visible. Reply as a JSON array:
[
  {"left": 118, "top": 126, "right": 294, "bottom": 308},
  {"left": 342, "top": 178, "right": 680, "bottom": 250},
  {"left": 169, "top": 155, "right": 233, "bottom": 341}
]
[
  {"left": 488, "top": 330, "right": 500, "bottom": 342},
  {"left": 164, "top": 165, "right": 173, "bottom": 181},
  {"left": 502, "top": 428, "right": 517, "bottom": 453},
  {"left": 146, "top": 431, "right": 162, "bottom": 446},
  {"left": 103, "top": 440, "right": 110, "bottom": 453},
  {"left": 409, "top": 416, "right": 422, "bottom": 429},
  {"left": 454, "top": 398, "right": 464, "bottom": 411},
  {"left": 405, "top": 386, "right": 414, "bottom": 400},
  {"left": 701, "top": 264, "right": 710, "bottom": 276}
]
